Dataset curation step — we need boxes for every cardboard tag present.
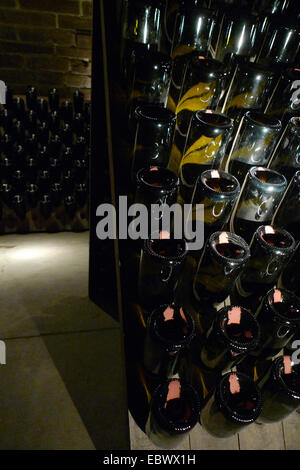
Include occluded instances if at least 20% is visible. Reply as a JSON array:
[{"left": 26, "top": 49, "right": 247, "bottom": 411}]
[
  {"left": 227, "top": 306, "right": 242, "bottom": 325},
  {"left": 164, "top": 380, "right": 181, "bottom": 408},
  {"left": 229, "top": 373, "right": 240, "bottom": 394},
  {"left": 163, "top": 306, "right": 174, "bottom": 322}
]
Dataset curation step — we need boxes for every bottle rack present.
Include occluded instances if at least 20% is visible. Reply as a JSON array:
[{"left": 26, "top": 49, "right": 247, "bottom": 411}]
[
  {"left": 89, "top": 0, "right": 300, "bottom": 449},
  {"left": 0, "top": 87, "right": 91, "bottom": 234}
]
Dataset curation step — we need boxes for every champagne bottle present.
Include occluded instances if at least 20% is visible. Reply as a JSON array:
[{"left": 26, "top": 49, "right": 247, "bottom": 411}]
[
  {"left": 50, "top": 183, "right": 63, "bottom": 207},
  {"left": 200, "top": 305, "right": 261, "bottom": 372},
  {"left": 0, "top": 108, "right": 13, "bottom": 133},
  {"left": 39, "top": 194, "right": 53, "bottom": 219},
  {"left": 227, "top": 111, "right": 282, "bottom": 184},
  {"left": 74, "top": 183, "right": 88, "bottom": 207},
  {"left": 12, "top": 97, "right": 25, "bottom": 121},
  {"left": 168, "top": 4, "right": 217, "bottom": 112},
  {"left": 268, "top": 117, "right": 300, "bottom": 181},
  {"left": 215, "top": 10, "right": 261, "bottom": 63},
  {"left": 265, "top": 68, "right": 300, "bottom": 124},
  {"left": 193, "top": 231, "right": 250, "bottom": 307},
  {"left": 178, "top": 110, "right": 233, "bottom": 202},
  {"left": 49, "top": 88, "right": 60, "bottom": 111},
  {"left": 143, "top": 303, "right": 195, "bottom": 378},
  {"left": 132, "top": 105, "right": 176, "bottom": 178},
  {"left": 189, "top": 169, "right": 240, "bottom": 242},
  {"left": 279, "top": 240, "right": 300, "bottom": 295},
  {"left": 12, "top": 194, "right": 27, "bottom": 220},
  {"left": 252, "top": 287, "right": 300, "bottom": 360},
  {"left": 200, "top": 372, "right": 263, "bottom": 438},
  {"left": 232, "top": 167, "right": 287, "bottom": 243},
  {"left": 273, "top": 170, "right": 300, "bottom": 242},
  {"left": 234, "top": 225, "right": 296, "bottom": 311},
  {"left": 169, "top": 56, "right": 227, "bottom": 172},
  {"left": 138, "top": 234, "right": 188, "bottom": 312},
  {"left": 48, "top": 110, "right": 60, "bottom": 134},
  {"left": 25, "top": 183, "right": 39, "bottom": 208},
  {"left": 11, "top": 120, "right": 25, "bottom": 145},
  {"left": 36, "top": 98, "right": 49, "bottom": 123},
  {"left": 145, "top": 378, "right": 201, "bottom": 448},
  {"left": 73, "top": 89, "right": 84, "bottom": 114},
  {"left": 60, "top": 100, "right": 73, "bottom": 124},
  {"left": 0, "top": 183, "right": 14, "bottom": 208},
  {"left": 37, "top": 122, "right": 49, "bottom": 147},
  {"left": 26, "top": 86, "right": 38, "bottom": 111},
  {"left": 25, "top": 109, "right": 37, "bottom": 134},
  {"left": 257, "top": 355, "right": 300, "bottom": 423},
  {"left": 223, "top": 62, "right": 275, "bottom": 122}
]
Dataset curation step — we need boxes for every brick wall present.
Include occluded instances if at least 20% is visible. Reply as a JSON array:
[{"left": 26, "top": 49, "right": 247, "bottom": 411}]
[{"left": 0, "top": 0, "right": 92, "bottom": 100}]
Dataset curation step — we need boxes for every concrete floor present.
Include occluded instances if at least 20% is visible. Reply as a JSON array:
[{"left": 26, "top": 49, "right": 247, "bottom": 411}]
[{"left": 0, "top": 231, "right": 299, "bottom": 450}]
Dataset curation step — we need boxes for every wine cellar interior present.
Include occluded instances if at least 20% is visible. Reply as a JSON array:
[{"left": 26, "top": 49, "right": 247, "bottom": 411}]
[{"left": 1, "top": 0, "right": 300, "bottom": 452}]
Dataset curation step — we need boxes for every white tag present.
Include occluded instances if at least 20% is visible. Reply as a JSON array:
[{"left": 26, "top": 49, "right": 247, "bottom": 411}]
[{"left": 0, "top": 80, "right": 7, "bottom": 105}]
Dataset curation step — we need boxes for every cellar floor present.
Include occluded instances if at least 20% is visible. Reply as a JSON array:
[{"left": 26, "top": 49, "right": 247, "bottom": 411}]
[{"left": 0, "top": 231, "right": 299, "bottom": 450}]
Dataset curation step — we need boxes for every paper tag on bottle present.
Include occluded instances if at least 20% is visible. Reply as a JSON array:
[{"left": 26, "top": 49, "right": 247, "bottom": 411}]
[
  {"left": 227, "top": 306, "right": 242, "bottom": 325},
  {"left": 150, "top": 166, "right": 159, "bottom": 171},
  {"left": 159, "top": 231, "right": 170, "bottom": 240},
  {"left": 273, "top": 288, "right": 283, "bottom": 303},
  {"left": 163, "top": 306, "right": 174, "bottom": 322},
  {"left": 229, "top": 373, "right": 240, "bottom": 394},
  {"left": 164, "top": 380, "right": 181, "bottom": 408},
  {"left": 283, "top": 356, "right": 292, "bottom": 375},
  {"left": 0, "top": 80, "right": 7, "bottom": 105},
  {"left": 219, "top": 232, "right": 229, "bottom": 244}
]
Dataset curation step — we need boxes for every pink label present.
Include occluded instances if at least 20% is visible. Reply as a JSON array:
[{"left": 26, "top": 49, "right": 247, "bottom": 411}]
[
  {"left": 227, "top": 306, "right": 242, "bottom": 325},
  {"left": 164, "top": 380, "right": 181, "bottom": 408},
  {"left": 273, "top": 289, "right": 283, "bottom": 303},
  {"left": 159, "top": 231, "right": 170, "bottom": 240},
  {"left": 219, "top": 232, "right": 229, "bottom": 244},
  {"left": 163, "top": 306, "right": 175, "bottom": 322},
  {"left": 229, "top": 373, "right": 240, "bottom": 395},
  {"left": 283, "top": 355, "right": 292, "bottom": 375},
  {"left": 150, "top": 166, "right": 159, "bottom": 171}
]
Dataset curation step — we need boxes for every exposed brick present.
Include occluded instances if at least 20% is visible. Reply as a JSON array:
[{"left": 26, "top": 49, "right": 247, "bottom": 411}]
[
  {"left": 18, "top": 28, "right": 76, "bottom": 46},
  {"left": 19, "top": 0, "right": 80, "bottom": 14},
  {"left": 0, "top": 0, "right": 16, "bottom": 7},
  {"left": 0, "top": 26, "right": 17, "bottom": 41},
  {"left": 58, "top": 14, "right": 91, "bottom": 31},
  {"left": 71, "top": 58, "right": 91, "bottom": 75},
  {"left": 56, "top": 45, "right": 91, "bottom": 59},
  {"left": 0, "top": 54, "right": 24, "bottom": 68},
  {"left": 26, "top": 56, "right": 70, "bottom": 72},
  {"left": 0, "top": 40, "right": 54, "bottom": 55},
  {"left": 34, "top": 70, "right": 65, "bottom": 85},
  {"left": 0, "top": 9, "right": 56, "bottom": 27},
  {"left": 76, "top": 33, "right": 91, "bottom": 49},
  {"left": 64, "top": 74, "right": 91, "bottom": 88},
  {"left": 82, "top": 1, "right": 92, "bottom": 17},
  {"left": 0, "top": 69, "right": 37, "bottom": 85}
]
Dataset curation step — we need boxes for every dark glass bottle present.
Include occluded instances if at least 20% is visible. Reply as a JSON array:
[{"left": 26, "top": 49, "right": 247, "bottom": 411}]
[
  {"left": 132, "top": 105, "right": 176, "bottom": 178},
  {"left": 74, "top": 183, "right": 88, "bottom": 207},
  {"left": 235, "top": 225, "right": 296, "bottom": 310},
  {"left": 72, "top": 112, "right": 85, "bottom": 136},
  {"left": 0, "top": 157, "right": 13, "bottom": 184},
  {"left": 61, "top": 123, "right": 73, "bottom": 146},
  {"left": 73, "top": 136, "right": 87, "bottom": 158},
  {"left": 1, "top": 133, "right": 13, "bottom": 157},
  {"left": 11, "top": 120, "right": 25, "bottom": 145},
  {"left": 26, "top": 86, "right": 38, "bottom": 111},
  {"left": 61, "top": 146, "right": 74, "bottom": 170},
  {"left": 258, "top": 356, "right": 300, "bottom": 423},
  {"left": 280, "top": 241, "right": 300, "bottom": 295},
  {"left": 200, "top": 305, "right": 261, "bottom": 372},
  {"left": 49, "top": 157, "right": 62, "bottom": 182},
  {"left": 36, "top": 98, "right": 49, "bottom": 123},
  {"left": 200, "top": 372, "right": 263, "bottom": 438},
  {"left": 39, "top": 194, "right": 53, "bottom": 219},
  {"left": 265, "top": 68, "right": 300, "bottom": 124},
  {"left": 223, "top": 62, "right": 275, "bottom": 122},
  {"left": 74, "top": 158, "right": 88, "bottom": 183},
  {"left": 178, "top": 110, "right": 233, "bottom": 202},
  {"left": 168, "top": 5, "right": 217, "bottom": 111},
  {"left": 232, "top": 167, "right": 287, "bottom": 243},
  {"left": 138, "top": 235, "right": 188, "bottom": 311},
  {"left": 269, "top": 117, "right": 300, "bottom": 181},
  {"left": 253, "top": 287, "right": 300, "bottom": 360},
  {"left": 120, "top": 0, "right": 164, "bottom": 85},
  {"left": 189, "top": 169, "right": 240, "bottom": 241},
  {"left": 135, "top": 166, "right": 179, "bottom": 220},
  {"left": 73, "top": 90, "right": 84, "bottom": 114},
  {"left": 273, "top": 170, "right": 300, "bottom": 242},
  {"left": 84, "top": 102, "right": 91, "bottom": 124},
  {"left": 12, "top": 144, "right": 26, "bottom": 170},
  {"left": 37, "top": 122, "right": 49, "bottom": 147},
  {"left": 62, "top": 170, "right": 75, "bottom": 195},
  {"left": 143, "top": 304, "right": 195, "bottom": 378},
  {"left": 0, "top": 183, "right": 14, "bottom": 208},
  {"left": 12, "top": 194, "right": 27, "bottom": 220},
  {"left": 64, "top": 195, "right": 77, "bottom": 217},
  {"left": 227, "top": 111, "right": 282, "bottom": 184},
  {"left": 48, "top": 135, "right": 62, "bottom": 159},
  {"left": 25, "top": 156, "right": 38, "bottom": 184},
  {"left": 48, "top": 110, "right": 61, "bottom": 134},
  {"left": 128, "top": 49, "right": 172, "bottom": 116},
  {"left": 12, "top": 97, "right": 25, "bottom": 121},
  {"left": 145, "top": 378, "right": 201, "bottom": 448},
  {"left": 50, "top": 183, "right": 63, "bottom": 207},
  {"left": 49, "top": 88, "right": 60, "bottom": 111},
  {"left": 215, "top": 10, "right": 260, "bottom": 63},
  {"left": 25, "top": 133, "right": 38, "bottom": 158},
  {"left": 256, "top": 15, "right": 300, "bottom": 70},
  {"left": 37, "top": 146, "right": 50, "bottom": 170},
  {"left": 25, "top": 183, "right": 39, "bottom": 208},
  {"left": 12, "top": 170, "right": 26, "bottom": 194},
  {"left": 0, "top": 108, "right": 13, "bottom": 133},
  {"left": 60, "top": 100, "right": 73, "bottom": 124},
  {"left": 25, "top": 110, "right": 37, "bottom": 134},
  {"left": 38, "top": 170, "right": 51, "bottom": 194},
  {"left": 169, "top": 57, "right": 227, "bottom": 170},
  {"left": 193, "top": 231, "right": 250, "bottom": 307}
]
